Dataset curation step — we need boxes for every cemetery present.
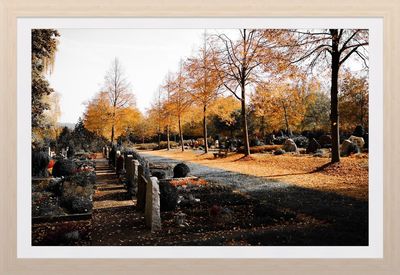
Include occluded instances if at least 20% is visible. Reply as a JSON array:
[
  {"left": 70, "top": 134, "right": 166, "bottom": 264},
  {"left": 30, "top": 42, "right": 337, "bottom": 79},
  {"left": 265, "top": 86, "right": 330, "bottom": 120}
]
[
  {"left": 30, "top": 28, "right": 369, "bottom": 246},
  {"left": 31, "top": 129, "right": 368, "bottom": 245}
]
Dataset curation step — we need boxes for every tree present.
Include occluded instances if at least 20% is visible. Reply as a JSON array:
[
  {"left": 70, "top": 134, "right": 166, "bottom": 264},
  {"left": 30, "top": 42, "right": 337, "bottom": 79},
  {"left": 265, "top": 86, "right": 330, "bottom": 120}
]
[
  {"left": 252, "top": 78, "right": 316, "bottom": 135},
  {"left": 146, "top": 89, "right": 166, "bottom": 146},
  {"left": 31, "top": 29, "right": 59, "bottom": 142},
  {"left": 167, "top": 64, "right": 192, "bottom": 151},
  {"left": 285, "top": 29, "right": 368, "bottom": 162},
  {"left": 160, "top": 72, "right": 176, "bottom": 150},
  {"left": 103, "top": 57, "right": 135, "bottom": 144},
  {"left": 83, "top": 90, "right": 141, "bottom": 141},
  {"left": 36, "top": 92, "right": 62, "bottom": 142},
  {"left": 56, "top": 126, "right": 72, "bottom": 151},
  {"left": 301, "top": 91, "right": 331, "bottom": 132},
  {"left": 185, "top": 32, "right": 222, "bottom": 153},
  {"left": 212, "top": 29, "right": 276, "bottom": 156},
  {"left": 339, "top": 70, "right": 369, "bottom": 131},
  {"left": 83, "top": 91, "right": 113, "bottom": 138}
]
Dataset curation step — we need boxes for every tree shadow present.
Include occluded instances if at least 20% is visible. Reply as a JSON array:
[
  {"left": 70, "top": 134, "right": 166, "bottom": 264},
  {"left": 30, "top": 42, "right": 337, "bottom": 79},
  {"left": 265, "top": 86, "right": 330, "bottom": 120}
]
[
  {"left": 242, "top": 183, "right": 368, "bottom": 245},
  {"left": 95, "top": 191, "right": 131, "bottom": 202},
  {"left": 259, "top": 162, "right": 339, "bottom": 178}
]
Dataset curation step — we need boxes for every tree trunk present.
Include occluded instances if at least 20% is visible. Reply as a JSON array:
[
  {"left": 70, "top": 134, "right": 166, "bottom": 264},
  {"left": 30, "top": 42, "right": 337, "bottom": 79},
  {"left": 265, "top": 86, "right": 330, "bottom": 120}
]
[
  {"left": 178, "top": 115, "right": 184, "bottom": 152},
  {"left": 111, "top": 124, "right": 115, "bottom": 144},
  {"left": 241, "top": 83, "right": 250, "bottom": 156},
  {"left": 111, "top": 107, "right": 116, "bottom": 144},
  {"left": 166, "top": 124, "right": 170, "bottom": 150},
  {"left": 330, "top": 29, "right": 341, "bottom": 163},
  {"left": 203, "top": 105, "right": 208, "bottom": 153},
  {"left": 260, "top": 115, "right": 266, "bottom": 140},
  {"left": 283, "top": 104, "right": 290, "bottom": 136}
]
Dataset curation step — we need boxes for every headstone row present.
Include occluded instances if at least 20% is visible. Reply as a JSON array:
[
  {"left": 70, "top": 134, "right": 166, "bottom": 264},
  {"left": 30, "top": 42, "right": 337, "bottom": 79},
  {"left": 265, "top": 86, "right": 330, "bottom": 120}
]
[{"left": 123, "top": 150, "right": 161, "bottom": 232}]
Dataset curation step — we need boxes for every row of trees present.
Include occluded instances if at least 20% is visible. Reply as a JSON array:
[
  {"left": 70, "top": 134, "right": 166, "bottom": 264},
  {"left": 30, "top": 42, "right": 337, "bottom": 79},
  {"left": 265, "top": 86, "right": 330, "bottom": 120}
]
[
  {"left": 82, "top": 29, "right": 368, "bottom": 163},
  {"left": 145, "top": 29, "right": 368, "bottom": 163}
]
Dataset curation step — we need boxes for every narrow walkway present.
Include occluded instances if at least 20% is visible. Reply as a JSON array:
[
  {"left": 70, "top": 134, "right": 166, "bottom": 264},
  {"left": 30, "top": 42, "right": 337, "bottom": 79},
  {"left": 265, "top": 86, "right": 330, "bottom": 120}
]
[{"left": 91, "top": 158, "right": 144, "bottom": 245}]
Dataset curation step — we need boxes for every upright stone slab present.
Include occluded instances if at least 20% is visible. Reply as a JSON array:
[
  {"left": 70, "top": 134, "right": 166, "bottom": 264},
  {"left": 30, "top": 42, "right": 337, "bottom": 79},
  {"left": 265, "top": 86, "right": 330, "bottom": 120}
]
[
  {"left": 136, "top": 165, "right": 147, "bottom": 211},
  {"left": 130, "top": 160, "right": 140, "bottom": 197},
  {"left": 125, "top": 155, "right": 133, "bottom": 182},
  {"left": 144, "top": 177, "right": 161, "bottom": 231},
  {"left": 116, "top": 155, "right": 124, "bottom": 175}
]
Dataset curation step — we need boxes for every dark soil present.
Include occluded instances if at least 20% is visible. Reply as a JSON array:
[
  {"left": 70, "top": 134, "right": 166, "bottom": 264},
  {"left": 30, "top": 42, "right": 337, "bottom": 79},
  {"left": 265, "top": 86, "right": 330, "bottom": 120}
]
[{"left": 32, "top": 157, "right": 368, "bottom": 246}]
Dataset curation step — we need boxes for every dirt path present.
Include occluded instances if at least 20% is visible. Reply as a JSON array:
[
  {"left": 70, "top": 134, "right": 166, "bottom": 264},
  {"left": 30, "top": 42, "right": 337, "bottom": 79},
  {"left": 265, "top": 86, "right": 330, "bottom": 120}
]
[{"left": 91, "top": 158, "right": 146, "bottom": 245}]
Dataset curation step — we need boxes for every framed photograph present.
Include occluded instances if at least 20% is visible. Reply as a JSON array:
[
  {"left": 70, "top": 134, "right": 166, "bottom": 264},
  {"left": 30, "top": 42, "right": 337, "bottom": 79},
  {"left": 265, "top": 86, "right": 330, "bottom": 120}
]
[{"left": 1, "top": 0, "right": 399, "bottom": 274}]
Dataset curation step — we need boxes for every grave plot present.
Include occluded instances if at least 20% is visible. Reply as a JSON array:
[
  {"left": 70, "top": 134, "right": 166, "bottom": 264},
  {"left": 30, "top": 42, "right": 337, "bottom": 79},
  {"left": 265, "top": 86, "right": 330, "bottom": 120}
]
[{"left": 31, "top": 156, "right": 96, "bottom": 246}]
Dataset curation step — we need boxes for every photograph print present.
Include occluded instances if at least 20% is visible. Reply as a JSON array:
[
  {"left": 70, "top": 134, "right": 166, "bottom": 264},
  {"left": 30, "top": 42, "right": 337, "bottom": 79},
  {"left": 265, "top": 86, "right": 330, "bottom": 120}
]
[{"left": 31, "top": 27, "right": 369, "bottom": 246}]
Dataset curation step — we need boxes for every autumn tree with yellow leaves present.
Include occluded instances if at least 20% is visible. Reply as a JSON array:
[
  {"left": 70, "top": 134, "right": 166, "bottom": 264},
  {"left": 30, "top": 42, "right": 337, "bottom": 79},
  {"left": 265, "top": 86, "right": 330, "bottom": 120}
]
[
  {"left": 185, "top": 32, "right": 222, "bottom": 153},
  {"left": 339, "top": 70, "right": 369, "bottom": 132},
  {"left": 211, "top": 29, "right": 285, "bottom": 156},
  {"left": 252, "top": 78, "right": 317, "bottom": 135},
  {"left": 83, "top": 90, "right": 141, "bottom": 142},
  {"left": 103, "top": 57, "right": 136, "bottom": 144},
  {"left": 166, "top": 64, "right": 193, "bottom": 151}
]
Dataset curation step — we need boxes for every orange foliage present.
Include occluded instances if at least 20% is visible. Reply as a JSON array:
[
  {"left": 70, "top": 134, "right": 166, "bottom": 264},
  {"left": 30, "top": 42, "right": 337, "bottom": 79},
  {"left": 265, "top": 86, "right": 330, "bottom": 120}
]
[{"left": 83, "top": 91, "right": 141, "bottom": 141}]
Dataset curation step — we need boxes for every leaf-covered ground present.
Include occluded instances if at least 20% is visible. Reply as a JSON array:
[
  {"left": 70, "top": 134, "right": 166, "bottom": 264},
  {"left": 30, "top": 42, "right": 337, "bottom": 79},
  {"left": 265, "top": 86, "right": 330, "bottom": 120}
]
[
  {"left": 141, "top": 149, "right": 369, "bottom": 200},
  {"left": 32, "top": 153, "right": 368, "bottom": 246}
]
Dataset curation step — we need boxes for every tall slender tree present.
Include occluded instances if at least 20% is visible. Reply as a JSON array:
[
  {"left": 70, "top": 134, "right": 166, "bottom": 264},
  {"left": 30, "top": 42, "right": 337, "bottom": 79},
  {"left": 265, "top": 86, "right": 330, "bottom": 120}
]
[
  {"left": 186, "top": 32, "right": 222, "bottom": 153},
  {"left": 103, "top": 57, "right": 135, "bottom": 144},
  {"left": 168, "top": 63, "right": 192, "bottom": 152},
  {"left": 161, "top": 72, "right": 175, "bottom": 150},
  {"left": 212, "top": 29, "right": 276, "bottom": 156}
]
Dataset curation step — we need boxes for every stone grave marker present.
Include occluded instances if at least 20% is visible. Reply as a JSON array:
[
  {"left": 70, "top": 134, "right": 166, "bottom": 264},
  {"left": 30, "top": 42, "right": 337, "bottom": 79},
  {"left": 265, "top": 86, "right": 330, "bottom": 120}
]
[
  {"left": 144, "top": 177, "right": 161, "bottom": 232},
  {"left": 137, "top": 164, "right": 148, "bottom": 211},
  {"left": 125, "top": 155, "right": 133, "bottom": 182},
  {"left": 130, "top": 160, "right": 140, "bottom": 197}
]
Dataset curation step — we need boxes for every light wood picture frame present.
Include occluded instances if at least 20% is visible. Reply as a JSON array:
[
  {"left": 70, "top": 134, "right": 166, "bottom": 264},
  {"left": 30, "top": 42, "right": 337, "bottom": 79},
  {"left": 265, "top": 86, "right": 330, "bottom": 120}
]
[{"left": 1, "top": 0, "right": 399, "bottom": 274}]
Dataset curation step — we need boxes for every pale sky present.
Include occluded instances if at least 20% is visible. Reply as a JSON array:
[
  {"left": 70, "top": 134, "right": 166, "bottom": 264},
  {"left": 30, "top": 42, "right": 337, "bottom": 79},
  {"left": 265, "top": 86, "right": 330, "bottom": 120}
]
[
  {"left": 46, "top": 29, "right": 230, "bottom": 124},
  {"left": 46, "top": 29, "right": 366, "bottom": 124}
]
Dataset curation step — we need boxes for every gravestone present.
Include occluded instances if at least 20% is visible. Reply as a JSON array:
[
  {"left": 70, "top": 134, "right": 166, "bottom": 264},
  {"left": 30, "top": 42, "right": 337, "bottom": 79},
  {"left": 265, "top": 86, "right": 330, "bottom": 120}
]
[
  {"left": 158, "top": 179, "right": 178, "bottom": 211},
  {"left": 151, "top": 170, "right": 167, "bottom": 180},
  {"left": 340, "top": 139, "right": 359, "bottom": 156},
  {"left": 116, "top": 155, "right": 124, "bottom": 175},
  {"left": 282, "top": 139, "right": 297, "bottom": 152},
  {"left": 129, "top": 160, "right": 140, "bottom": 197},
  {"left": 274, "top": 148, "right": 285, "bottom": 155},
  {"left": 173, "top": 163, "right": 190, "bottom": 178},
  {"left": 136, "top": 165, "right": 148, "bottom": 211},
  {"left": 108, "top": 146, "right": 116, "bottom": 166},
  {"left": 348, "top": 135, "right": 365, "bottom": 150},
  {"left": 306, "top": 138, "right": 321, "bottom": 154},
  {"left": 144, "top": 177, "right": 161, "bottom": 231},
  {"left": 319, "top": 135, "right": 332, "bottom": 148},
  {"left": 125, "top": 155, "right": 133, "bottom": 182}
]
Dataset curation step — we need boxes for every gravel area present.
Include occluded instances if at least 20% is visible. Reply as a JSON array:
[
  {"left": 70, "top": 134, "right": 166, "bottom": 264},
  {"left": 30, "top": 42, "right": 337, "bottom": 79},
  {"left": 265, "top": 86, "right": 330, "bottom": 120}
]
[{"left": 141, "top": 152, "right": 292, "bottom": 194}]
